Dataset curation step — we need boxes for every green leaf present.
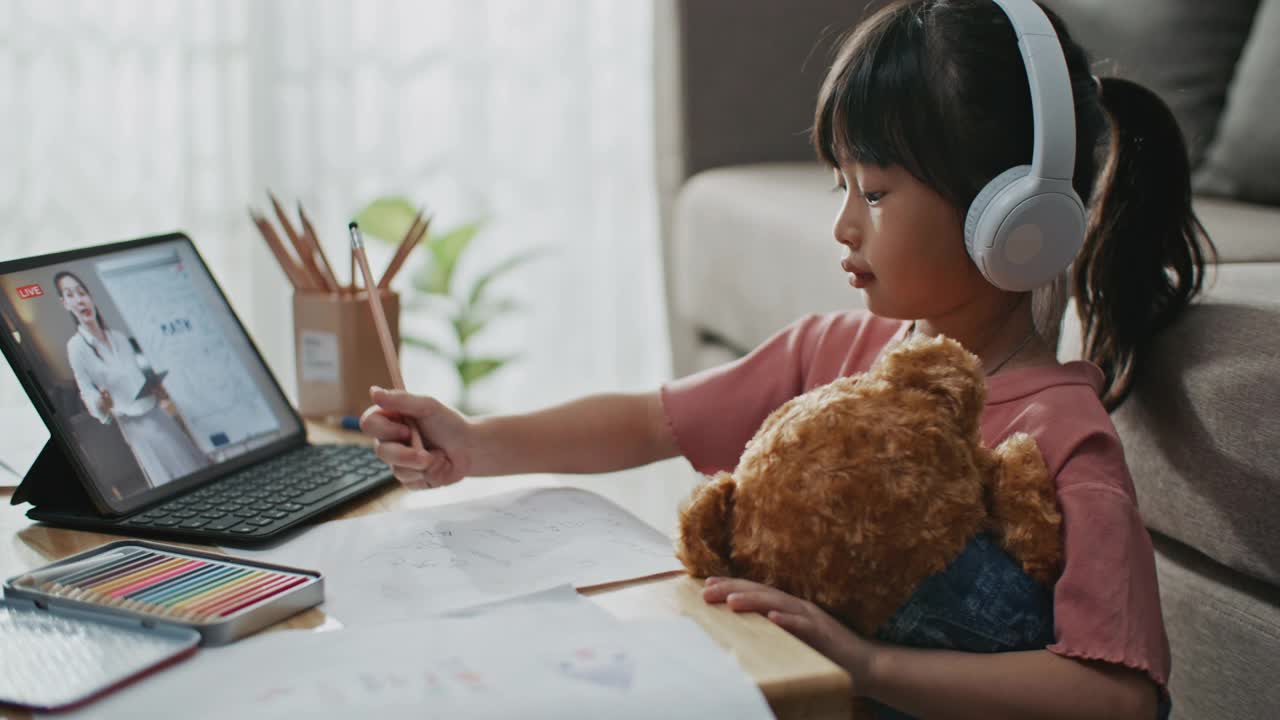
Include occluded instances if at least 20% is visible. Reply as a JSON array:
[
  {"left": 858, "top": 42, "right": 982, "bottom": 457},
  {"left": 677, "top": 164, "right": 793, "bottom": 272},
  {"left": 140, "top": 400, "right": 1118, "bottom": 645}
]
[
  {"left": 402, "top": 334, "right": 454, "bottom": 361},
  {"left": 453, "top": 298, "right": 520, "bottom": 344},
  {"left": 467, "top": 248, "right": 547, "bottom": 307},
  {"left": 451, "top": 314, "right": 483, "bottom": 346},
  {"left": 352, "top": 196, "right": 420, "bottom": 246},
  {"left": 423, "top": 221, "right": 484, "bottom": 295},
  {"left": 456, "top": 357, "right": 510, "bottom": 386}
]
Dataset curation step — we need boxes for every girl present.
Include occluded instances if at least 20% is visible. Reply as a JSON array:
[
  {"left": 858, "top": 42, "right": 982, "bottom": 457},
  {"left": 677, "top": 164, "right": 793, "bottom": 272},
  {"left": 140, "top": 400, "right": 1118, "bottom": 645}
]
[{"left": 360, "top": 1, "right": 1213, "bottom": 716}]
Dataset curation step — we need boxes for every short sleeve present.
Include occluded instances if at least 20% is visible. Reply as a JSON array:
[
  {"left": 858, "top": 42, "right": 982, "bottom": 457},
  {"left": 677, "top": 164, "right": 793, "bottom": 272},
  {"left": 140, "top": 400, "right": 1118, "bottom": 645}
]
[
  {"left": 1046, "top": 433, "right": 1171, "bottom": 689},
  {"left": 659, "top": 315, "right": 822, "bottom": 475}
]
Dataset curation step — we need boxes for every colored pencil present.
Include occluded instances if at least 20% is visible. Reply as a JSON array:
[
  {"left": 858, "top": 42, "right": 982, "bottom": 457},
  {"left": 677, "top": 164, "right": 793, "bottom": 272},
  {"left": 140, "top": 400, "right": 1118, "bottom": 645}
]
[
  {"left": 250, "top": 209, "right": 314, "bottom": 290},
  {"left": 297, "top": 202, "right": 342, "bottom": 292},
  {"left": 269, "top": 191, "right": 326, "bottom": 290},
  {"left": 15, "top": 550, "right": 131, "bottom": 587},
  {"left": 377, "top": 210, "right": 429, "bottom": 289},
  {"left": 30, "top": 547, "right": 316, "bottom": 623}
]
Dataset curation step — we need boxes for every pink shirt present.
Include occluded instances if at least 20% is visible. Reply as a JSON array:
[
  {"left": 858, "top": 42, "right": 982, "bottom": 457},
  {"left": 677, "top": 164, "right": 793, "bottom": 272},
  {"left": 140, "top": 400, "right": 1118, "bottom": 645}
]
[{"left": 661, "top": 311, "right": 1171, "bottom": 689}]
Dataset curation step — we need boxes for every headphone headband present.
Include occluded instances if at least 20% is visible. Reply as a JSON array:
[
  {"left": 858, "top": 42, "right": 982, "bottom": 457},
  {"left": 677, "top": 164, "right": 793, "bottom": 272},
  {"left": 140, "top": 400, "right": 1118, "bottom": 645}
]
[
  {"left": 962, "top": 0, "right": 1085, "bottom": 291},
  {"left": 990, "top": 0, "right": 1076, "bottom": 181}
]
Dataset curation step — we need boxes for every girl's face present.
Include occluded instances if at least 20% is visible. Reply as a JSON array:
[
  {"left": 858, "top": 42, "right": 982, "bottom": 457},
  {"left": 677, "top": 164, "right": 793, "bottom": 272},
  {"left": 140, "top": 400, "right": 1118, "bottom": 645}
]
[
  {"left": 832, "top": 161, "right": 993, "bottom": 320},
  {"left": 57, "top": 276, "right": 97, "bottom": 325}
]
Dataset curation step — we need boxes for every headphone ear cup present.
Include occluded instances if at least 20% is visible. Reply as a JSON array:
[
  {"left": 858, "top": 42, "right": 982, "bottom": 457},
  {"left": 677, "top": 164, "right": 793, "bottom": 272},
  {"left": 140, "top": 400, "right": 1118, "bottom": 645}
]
[
  {"left": 965, "top": 166, "right": 1085, "bottom": 291},
  {"left": 964, "top": 166, "right": 1031, "bottom": 265}
]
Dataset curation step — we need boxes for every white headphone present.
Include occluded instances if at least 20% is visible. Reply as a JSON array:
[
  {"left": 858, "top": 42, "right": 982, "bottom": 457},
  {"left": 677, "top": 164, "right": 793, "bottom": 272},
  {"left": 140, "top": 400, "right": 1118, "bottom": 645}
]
[{"left": 962, "top": 0, "right": 1085, "bottom": 292}]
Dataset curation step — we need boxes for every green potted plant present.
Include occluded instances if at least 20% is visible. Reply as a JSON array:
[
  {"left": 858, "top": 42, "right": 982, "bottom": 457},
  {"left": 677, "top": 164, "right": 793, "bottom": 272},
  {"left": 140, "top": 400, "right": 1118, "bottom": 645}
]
[{"left": 353, "top": 196, "right": 541, "bottom": 415}]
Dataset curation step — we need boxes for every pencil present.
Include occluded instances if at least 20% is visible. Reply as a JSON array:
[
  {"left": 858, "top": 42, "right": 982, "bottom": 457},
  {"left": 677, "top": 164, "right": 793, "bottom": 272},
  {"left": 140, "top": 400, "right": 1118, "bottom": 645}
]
[
  {"left": 15, "top": 550, "right": 131, "bottom": 587},
  {"left": 376, "top": 210, "right": 422, "bottom": 289},
  {"left": 269, "top": 191, "right": 326, "bottom": 290},
  {"left": 250, "top": 209, "right": 313, "bottom": 291},
  {"left": 378, "top": 212, "right": 430, "bottom": 290},
  {"left": 297, "top": 203, "right": 342, "bottom": 293},
  {"left": 349, "top": 221, "right": 423, "bottom": 451}
]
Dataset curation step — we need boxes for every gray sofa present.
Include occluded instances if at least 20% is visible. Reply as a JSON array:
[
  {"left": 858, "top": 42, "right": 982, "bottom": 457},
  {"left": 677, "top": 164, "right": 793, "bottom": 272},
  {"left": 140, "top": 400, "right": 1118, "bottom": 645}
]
[{"left": 654, "top": 1, "right": 1280, "bottom": 717}]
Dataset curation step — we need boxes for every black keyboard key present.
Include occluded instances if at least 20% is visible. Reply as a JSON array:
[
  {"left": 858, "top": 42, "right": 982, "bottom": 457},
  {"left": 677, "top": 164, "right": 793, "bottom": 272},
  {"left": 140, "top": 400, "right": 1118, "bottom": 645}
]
[
  {"left": 230, "top": 525, "right": 258, "bottom": 534},
  {"left": 295, "top": 473, "right": 366, "bottom": 505},
  {"left": 204, "top": 516, "right": 240, "bottom": 531},
  {"left": 180, "top": 518, "right": 210, "bottom": 529}
]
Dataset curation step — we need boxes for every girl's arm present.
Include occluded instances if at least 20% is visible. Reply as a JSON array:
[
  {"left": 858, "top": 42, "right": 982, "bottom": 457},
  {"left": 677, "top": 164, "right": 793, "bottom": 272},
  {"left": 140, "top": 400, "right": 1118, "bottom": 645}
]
[
  {"left": 364, "top": 389, "right": 680, "bottom": 486},
  {"left": 469, "top": 391, "right": 680, "bottom": 476},
  {"left": 704, "top": 578, "right": 1158, "bottom": 720},
  {"left": 867, "top": 643, "right": 1157, "bottom": 720}
]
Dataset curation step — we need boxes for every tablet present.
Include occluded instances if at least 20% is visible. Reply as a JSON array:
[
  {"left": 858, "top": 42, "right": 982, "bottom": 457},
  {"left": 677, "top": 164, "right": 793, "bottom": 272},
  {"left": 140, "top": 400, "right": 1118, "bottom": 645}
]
[{"left": 0, "top": 233, "right": 304, "bottom": 515}]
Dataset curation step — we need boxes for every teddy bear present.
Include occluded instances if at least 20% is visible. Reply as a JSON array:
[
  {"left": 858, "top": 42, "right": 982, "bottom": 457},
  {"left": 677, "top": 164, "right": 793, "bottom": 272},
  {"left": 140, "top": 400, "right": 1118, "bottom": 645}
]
[{"left": 676, "top": 333, "right": 1063, "bottom": 659}]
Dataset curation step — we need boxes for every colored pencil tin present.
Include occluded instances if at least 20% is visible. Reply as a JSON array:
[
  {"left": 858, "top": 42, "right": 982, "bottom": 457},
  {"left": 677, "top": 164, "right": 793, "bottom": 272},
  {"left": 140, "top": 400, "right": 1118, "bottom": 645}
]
[{"left": 3, "top": 540, "right": 324, "bottom": 647}]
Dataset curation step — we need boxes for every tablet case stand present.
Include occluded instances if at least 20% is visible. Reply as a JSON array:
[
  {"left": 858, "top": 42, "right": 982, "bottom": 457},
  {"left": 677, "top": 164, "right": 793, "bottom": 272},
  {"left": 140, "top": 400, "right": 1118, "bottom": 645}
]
[{"left": 10, "top": 440, "right": 103, "bottom": 517}]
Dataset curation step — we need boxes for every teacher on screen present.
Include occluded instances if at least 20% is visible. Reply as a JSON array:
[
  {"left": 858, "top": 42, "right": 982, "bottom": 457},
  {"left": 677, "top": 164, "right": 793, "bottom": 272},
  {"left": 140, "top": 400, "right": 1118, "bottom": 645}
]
[{"left": 55, "top": 270, "right": 210, "bottom": 488}]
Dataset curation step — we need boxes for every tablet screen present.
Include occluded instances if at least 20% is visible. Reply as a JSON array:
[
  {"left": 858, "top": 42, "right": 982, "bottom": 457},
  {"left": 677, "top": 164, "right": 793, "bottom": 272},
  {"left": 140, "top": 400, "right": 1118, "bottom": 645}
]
[{"left": 0, "top": 234, "right": 303, "bottom": 513}]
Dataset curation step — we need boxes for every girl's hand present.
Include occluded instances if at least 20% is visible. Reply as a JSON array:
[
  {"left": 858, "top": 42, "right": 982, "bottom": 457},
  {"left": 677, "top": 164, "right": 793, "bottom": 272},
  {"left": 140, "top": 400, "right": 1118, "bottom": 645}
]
[
  {"left": 359, "top": 387, "right": 474, "bottom": 490},
  {"left": 702, "top": 577, "right": 878, "bottom": 693}
]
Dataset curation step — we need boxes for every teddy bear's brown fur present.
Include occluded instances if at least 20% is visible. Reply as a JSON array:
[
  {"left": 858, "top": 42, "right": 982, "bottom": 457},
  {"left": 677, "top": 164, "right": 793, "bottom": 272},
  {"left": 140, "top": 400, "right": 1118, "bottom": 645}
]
[{"left": 676, "top": 333, "right": 1063, "bottom": 638}]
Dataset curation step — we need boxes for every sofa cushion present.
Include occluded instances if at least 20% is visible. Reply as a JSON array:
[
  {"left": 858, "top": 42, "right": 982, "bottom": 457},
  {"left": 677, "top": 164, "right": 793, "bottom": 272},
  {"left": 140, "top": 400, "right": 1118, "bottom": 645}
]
[
  {"left": 1059, "top": 262, "right": 1280, "bottom": 588},
  {"left": 1193, "top": 196, "right": 1280, "bottom": 262},
  {"left": 1112, "top": 265, "right": 1280, "bottom": 588},
  {"left": 672, "top": 164, "right": 855, "bottom": 354},
  {"left": 1194, "top": 0, "right": 1280, "bottom": 205},
  {"left": 1043, "top": 0, "right": 1260, "bottom": 168},
  {"left": 1153, "top": 533, "right": 1280, "bottom": 719}
]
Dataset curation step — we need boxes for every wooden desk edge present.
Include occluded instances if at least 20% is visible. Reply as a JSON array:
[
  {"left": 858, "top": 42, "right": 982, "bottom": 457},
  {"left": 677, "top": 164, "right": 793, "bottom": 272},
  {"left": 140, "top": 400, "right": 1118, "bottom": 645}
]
[{"left": 2, "top": 424, "right": 855, "bottom": 720}]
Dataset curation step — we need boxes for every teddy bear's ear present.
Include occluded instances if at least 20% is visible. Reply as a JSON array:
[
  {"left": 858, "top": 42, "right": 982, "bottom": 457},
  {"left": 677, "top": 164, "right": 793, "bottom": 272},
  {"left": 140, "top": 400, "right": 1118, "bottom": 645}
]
[
  {"left": 987, "top": 433, "right": 1062, "bottom": 585},
  {"left": 872, "top": 334, "right": 985, "bottom": 433},
  {"left": 675, "top": 473, "right": 737, "bottom": 579}
]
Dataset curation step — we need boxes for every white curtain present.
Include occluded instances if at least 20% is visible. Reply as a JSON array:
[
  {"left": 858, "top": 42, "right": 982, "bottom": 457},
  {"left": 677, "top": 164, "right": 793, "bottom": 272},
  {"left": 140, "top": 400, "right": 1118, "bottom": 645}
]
[{"left": 0, "top": 0, "right": 670, "bottom": 416}]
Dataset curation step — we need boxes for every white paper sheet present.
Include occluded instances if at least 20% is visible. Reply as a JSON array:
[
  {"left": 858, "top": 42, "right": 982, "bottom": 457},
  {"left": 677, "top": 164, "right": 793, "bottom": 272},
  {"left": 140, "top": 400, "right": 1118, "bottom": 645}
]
[
  {"left": 437, "top": 584, "right": 617, "bottom": 626},
  {"left": 54, "top": 589, "right": 776, "bottom": 720},
  {"left": 229, "top": 487, "right": 683, "bottom": 626}
]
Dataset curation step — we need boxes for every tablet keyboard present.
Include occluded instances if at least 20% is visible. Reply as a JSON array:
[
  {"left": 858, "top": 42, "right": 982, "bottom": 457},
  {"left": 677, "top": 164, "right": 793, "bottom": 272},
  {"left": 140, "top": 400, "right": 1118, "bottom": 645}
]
[{"left": 122, "top": 444, "right": 392, "bottom": 541}]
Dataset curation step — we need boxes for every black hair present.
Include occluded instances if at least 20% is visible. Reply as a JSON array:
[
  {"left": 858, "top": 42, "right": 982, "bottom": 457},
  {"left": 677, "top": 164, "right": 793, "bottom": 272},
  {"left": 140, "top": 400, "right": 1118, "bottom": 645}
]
[
  {"left": 812, "top": 0, "right": 1215, "bottom": 410},
  {"left": 53, "top": 270, "right": 110, "bottom": 361}
]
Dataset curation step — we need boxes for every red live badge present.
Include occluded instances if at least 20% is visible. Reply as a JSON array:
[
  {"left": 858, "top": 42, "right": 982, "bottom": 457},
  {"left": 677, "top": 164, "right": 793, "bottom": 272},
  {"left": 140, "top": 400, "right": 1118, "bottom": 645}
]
[{"left": 16, "top": 284, "right": 43, "bottom": 299}]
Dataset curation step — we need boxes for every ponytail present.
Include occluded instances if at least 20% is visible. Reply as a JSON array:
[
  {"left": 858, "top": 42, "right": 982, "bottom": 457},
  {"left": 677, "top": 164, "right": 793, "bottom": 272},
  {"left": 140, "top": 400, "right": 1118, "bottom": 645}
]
[{"left": 1073, "top": 77, "right": 1216, "bottom": 411}]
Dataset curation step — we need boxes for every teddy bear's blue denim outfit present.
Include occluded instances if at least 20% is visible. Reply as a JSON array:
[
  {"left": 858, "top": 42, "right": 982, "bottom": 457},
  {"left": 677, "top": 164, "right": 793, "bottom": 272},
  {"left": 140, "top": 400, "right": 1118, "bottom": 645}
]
[{"left": 866, "top": 534, "right": 1171, "bottom": 720}]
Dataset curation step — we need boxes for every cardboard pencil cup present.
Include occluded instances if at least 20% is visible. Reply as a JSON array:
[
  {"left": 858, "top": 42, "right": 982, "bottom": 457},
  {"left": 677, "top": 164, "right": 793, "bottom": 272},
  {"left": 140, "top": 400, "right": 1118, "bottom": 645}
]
[{"left": 292, "top": 289, "right": 401, "bottom": 419}]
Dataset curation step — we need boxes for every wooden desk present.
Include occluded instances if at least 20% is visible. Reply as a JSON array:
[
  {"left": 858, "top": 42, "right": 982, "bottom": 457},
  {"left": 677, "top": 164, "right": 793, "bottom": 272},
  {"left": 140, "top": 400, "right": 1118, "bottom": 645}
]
[{"left": 0, "top": 423, "right": 850, "bottom": 719}]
